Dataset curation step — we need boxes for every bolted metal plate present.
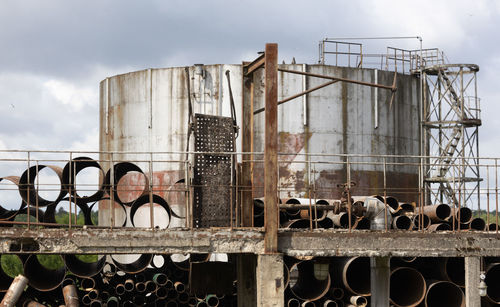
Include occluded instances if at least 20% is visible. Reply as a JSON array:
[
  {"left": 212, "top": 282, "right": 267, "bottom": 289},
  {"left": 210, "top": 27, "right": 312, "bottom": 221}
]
[{"left": 192, "top": 113, "right": 235, "bottom": 227}]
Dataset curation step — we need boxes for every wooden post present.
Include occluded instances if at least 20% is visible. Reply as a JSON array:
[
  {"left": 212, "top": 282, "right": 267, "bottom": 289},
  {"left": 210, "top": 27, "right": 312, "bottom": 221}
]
[{"left": 264, "top": 43, "right": 278, "bottom": 253}]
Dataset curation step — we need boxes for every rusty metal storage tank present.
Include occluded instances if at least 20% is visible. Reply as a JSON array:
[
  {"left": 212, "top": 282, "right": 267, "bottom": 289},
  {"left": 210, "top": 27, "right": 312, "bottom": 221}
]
[{"left": 98, "top": 64, "right": 420, "bottom": 226}]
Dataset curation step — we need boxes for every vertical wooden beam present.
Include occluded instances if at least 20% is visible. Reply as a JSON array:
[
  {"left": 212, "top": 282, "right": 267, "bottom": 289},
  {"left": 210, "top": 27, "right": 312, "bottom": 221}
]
[
  {"left": 241, "top": 65, "right": 254, "bottom": 227},
  {"left": 264, "top": 43, "right": 278, "bottom": 253}
]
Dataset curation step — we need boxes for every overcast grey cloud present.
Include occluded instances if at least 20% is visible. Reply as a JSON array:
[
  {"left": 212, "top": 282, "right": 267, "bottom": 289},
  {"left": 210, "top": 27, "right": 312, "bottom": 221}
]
[{"left": 0, "top": 0, "right": 499, "bottom": 157}]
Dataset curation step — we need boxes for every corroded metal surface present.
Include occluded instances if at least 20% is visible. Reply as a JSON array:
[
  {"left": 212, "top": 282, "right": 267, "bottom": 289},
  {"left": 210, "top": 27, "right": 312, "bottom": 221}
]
[{"left": 193, "top": 113, "right": 235, "bottom": 227}]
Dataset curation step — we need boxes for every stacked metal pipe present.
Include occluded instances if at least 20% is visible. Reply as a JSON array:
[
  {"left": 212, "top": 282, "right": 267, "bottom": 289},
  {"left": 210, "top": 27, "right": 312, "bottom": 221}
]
[
  {"left": 255, "top": 196, "right": 491, "bottom": 232},
  {"left": 0, "top": 254, "right": 236, "bottom": 306}
]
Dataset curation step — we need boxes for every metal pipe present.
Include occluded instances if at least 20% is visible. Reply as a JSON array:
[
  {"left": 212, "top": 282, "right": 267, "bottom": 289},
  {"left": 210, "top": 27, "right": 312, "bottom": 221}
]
[
  {"left": 114, "top": 284, "right": 125, "bottom": 296},
  {"left": 301, "top": 301, "right": 316, "bottom": 307},
  {"left": 470, "top": 217, "right": 486, "bottom": 231},
  {"left": 415, "top": 204, "right": 451, "bottom": 222},
  {"left": 0, "top": 275, "right": 28, "bottom": 307},
  {"left": 178, "top": 292, "right": 190, "bottom": 304},
  {"left": 485, "top": 263, "right": 500, "bottom": 303},
  {"left": 135, "top": 281, "right": 145, "bottom": 292},
  {"left": 424, "top": 280, "right": 464, "bottom": 307},
  {"left": 288, "top": 298, "right": 301, "bottom": 307},
  {"left": 156, "top": 286, "right": 168, "bottom": 299},
  {"left": 445, "top": 258, "right": 465, "bottom": 288},
  {"left": 331, "top": 212, "right": 354, "bottom": 228},
  {"left": 329, "top": 287, "right": 344, "bottom": 300},
  {"left": 389, "top": 267, "right": 426, "bottom": 307},
  {"left": 290, "top": 260, "right": 331, "bottom": 301},
  {"left": 411, "top": 213, "right": 431, "bottom": 230},
  {"left": 145, "top": 280, "right": 157, "bottom": 292},
  {"left": 81, "top": 295, "right": 91, "bottom": 306},
  {"left": 88, "top": 289, "right": 99, "bottom": 301},
  {"left": 23, "top": 300, "right": 47, "bottom": 307},
  {"left": 62, "top": 284, "right": 79, "bottom": 307},
  {"left": 206, "top": 294, "right": 219, "bottom": 307},
  {"left": 153, "top": 273, "right": 168, "bottom": 286},
  {"left": 24, "top": 255, "right": 66, "bottom": 291},
  {"left": 427, "top": 223, "right": 451, "bottom": 231},
  {"left": 349, "top": 296, "right": 367, "bottom": 307},
  {"left": 124, "top": 279, "right": 134, "bottom": 292},
  {"left": 330, "top": 257, "right": 370, "bottom": 296},
  {"left": 89, "top": 300, "right": 101, "bottom": 307},
  {"left": 174, "top": 281, "right": 185, "bottom": 293},
  {"left": 323, "top": 300, "right": 338, "bottom": 307},
  {"left": 364, "top": 197, "right": 393, "bottom": 230},
  {"left": 392, "top": 215, "right": 412, "bottom": 230},
  {"left": 80, "top": 278, "right": 95, "bottom": 291},
  {"left": 450, "top": 207, "right": 472, "bottom": 224},
  {"left": 106, "top": 297, "right": 119, "bottom": 307}
]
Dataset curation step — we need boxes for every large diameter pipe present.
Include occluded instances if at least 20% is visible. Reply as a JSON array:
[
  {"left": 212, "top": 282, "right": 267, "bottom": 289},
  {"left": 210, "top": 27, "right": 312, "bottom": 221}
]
[
  {"left": 415, "top": 204, "right": 451, "bottom": 222},
  {"left": 290, "top": 261, "right": 331, "bottom": 301},
  {"left": 450, "top": 207, "right": 472, "bottom": 224},
  {"left": 485, "top": 263, "right": 500, "bottom": 303},
  {"left": 470, "top": 217, "right": 486, "bottom": 231},
  {"left": 392, "top": 215, "right": 412, "bottom": 230},
  {"left": 62, "top": 284, "right": 79, "bottom": 307},
  {"left": 24, "top": 255, "right": 66, "bottom": 291},
  {"left": 389, "top": 267, "right": 426, "bottom": 307},
  {"left": 0, "top": 275, "right": 28, "bottom": 307},
  {"left": 427, "top": 223, "right": 451, "bottom": 231},
  {"left": 424, "top": 280, "right": 464, "bottom": 307},
  {"left": 364, "top": 197, "right": 392, "bottom": 230},
  {"left": 445, "top": 258, "right": 464, "bottom": 288},
  {"left": 330, "top": 257, "right": 370, "bottom": 296}
]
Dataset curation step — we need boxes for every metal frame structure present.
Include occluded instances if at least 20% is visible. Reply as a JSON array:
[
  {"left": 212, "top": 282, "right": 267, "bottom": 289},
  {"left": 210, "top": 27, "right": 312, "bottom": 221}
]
[{"left": 421, "top": 64, "right": 482, "bottom": 208}]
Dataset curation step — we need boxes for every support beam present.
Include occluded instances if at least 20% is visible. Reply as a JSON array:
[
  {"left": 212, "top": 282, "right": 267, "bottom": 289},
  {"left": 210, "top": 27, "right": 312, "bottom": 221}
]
[
  {"left": 237, "top": 254, "right": 257, "bottom": 307},
  {"left": 264, "top": 43, "right": 278, "bottom": 253},
  {"left": 465, "top": 257, "right": 481, "bottom": 307},
  {"left": 256, "top": 254, "right": 284, "bottom": 306},
  {"left": 370, "top": 256, "right": 390, "bottom": 307},
  {"left": 241, "top": 69, "right": 254, "bottom": 227}
]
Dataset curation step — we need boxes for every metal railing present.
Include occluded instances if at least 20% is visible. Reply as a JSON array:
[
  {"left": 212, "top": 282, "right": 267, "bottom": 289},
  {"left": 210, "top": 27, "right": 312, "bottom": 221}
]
[{"left": 0, "top": 150, "right": 495, "bottom": 233}]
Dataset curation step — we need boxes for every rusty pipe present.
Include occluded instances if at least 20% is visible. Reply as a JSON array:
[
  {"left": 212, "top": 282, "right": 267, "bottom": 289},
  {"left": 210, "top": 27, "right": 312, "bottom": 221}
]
[
  {"left": 415, "top": 204, "right": 451, "bottom": 222},
  {"left": 411, "top": 213, "right": 431, "bottom": 230},
  {"left": 62, "top": 284, "right": 79, "bottom": 307},
  {"left": 155, "top": 286, "right": 168, "bottom": 299},
  {"left": 392, "top": 215, "right": 412, "bottom": 230},
  {"left": 135, "top": 281, "right": 145, "bottom": 292},
  {"left": 389, "top": 267, "right": 426, "bottom": 307},
  {"left": 124, "top": 279, "right": 134, "bottom": 292},
  {"left": 450, "top": 207, "right": 472, "bottom": 224},
  {"left": 331, "top": 212, "right": 355, "bottom": 228},
  {"left": 63, "top": 255, "right": 106, "bottom": 279},
  {"left": 290, "top": 260, "right": 331, "bottom": 301},
  {"left": 0, "top": 275, "right": 28, "bottom": 307},
  {"left": 470, "top": 217, "right": 486, "bottom": 231},
  {"left": 330, "top": 257, "right": 370, "bottom": 296},
  {"left": 301, "top": 301, "right": 316, "bottom": 307},
  {"left": 80, "top": 278, "right": 95, "bottom": 291},
  {"left": 488, "top": 223, "right": 499, "bottom": 231},
  {"left": 174, "top": 281, "right": 185, "bottom": 293},
  {"left": 427, "top": 223, "right": 451, "bottom": 231},
  {"left": 288, "top": 298, "right": 300, "bottom": 307},
  {"left": 485, "top": 263, "right": 500, "bottom": 303},
  {"left": 23, "top": 300, "right": 47, "bottom": 307},
  {"left": 424, "top": 280, "right": 464, "bottom": 307},
  {"left": 445, "top": 258, "right": 465, "bottom": 288}
]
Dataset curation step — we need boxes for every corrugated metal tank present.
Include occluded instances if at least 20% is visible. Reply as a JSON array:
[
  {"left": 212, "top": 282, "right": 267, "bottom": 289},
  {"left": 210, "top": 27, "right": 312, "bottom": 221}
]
[{"left": 98, "top": 64, "right": 420, "bottom": 226}]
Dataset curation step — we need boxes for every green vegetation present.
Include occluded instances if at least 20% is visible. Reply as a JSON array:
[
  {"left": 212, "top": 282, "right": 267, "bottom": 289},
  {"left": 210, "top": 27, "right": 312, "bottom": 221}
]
[{"left": 1, "top": 207, "right": 99, "bottom": 277}]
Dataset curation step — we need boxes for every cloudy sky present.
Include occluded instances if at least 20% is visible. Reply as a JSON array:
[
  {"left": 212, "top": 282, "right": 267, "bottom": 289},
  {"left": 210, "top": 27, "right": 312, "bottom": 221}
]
[{"left": 0, "top": 0, "right": 499, "bottom": 156}]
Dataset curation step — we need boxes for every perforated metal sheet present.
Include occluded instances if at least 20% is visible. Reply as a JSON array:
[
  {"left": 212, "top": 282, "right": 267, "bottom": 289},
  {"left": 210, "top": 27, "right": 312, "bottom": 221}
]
[{"left": 192, "top": 114, "right": 235, "bottom": 227}]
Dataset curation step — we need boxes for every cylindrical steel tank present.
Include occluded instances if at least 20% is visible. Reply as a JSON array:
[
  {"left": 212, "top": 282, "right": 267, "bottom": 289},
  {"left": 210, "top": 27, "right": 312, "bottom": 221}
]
[{"left": 99, "top": 64, "right": 420, "bottom": 226}]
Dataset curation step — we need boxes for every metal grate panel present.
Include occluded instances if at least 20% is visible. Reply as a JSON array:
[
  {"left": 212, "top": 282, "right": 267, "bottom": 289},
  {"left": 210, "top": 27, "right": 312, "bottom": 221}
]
[{"left": 192, "top": 113, "right": 235, "bottom": 227}]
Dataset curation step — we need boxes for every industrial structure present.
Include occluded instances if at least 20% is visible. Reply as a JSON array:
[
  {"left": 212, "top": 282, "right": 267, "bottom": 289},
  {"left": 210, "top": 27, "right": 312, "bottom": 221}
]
[{"left": 0, "top": 40, "right": 498, "bottom": 306}]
